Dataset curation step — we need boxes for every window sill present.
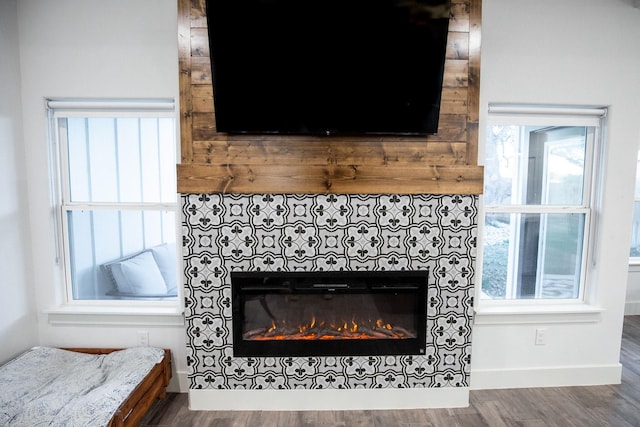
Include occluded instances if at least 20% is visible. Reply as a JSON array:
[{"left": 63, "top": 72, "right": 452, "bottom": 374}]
[
  {"left": 474, "top": 302, "right": 603, "bottom": 325},
  {"left": 44, "top": 304, "right": 185, "bottom": 327}
]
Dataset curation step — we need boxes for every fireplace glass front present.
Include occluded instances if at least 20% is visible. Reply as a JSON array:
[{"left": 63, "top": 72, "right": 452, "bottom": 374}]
[{"left": 231, "top": 270, "right": 428, "bottom": 357}]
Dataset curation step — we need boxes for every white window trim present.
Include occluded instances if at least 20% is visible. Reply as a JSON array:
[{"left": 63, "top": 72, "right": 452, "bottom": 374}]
[
  {"left": 476, "top": 104, "right": 607, "bottom": 323},
  {"left": 46, "top": 98, "right": 183, "bottom": 317},
  {"left": 44, "top": 305, "right": 185, "bottom": 326}
]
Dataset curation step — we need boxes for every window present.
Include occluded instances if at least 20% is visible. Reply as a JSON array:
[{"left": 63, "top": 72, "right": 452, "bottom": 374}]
[
  {"left": 481, "top": 105, "right": 605, "bottom": 301},
  {"left": 49, "top": 99, "right": 179, "bottom": 302},
  {"left": 630, "top": 151, "right": 640, "bottom": 261}
]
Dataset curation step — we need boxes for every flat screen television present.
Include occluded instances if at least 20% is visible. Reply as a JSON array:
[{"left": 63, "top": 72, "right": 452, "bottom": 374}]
[{"left": 205, "top": 0, "right": 451, "bottom": 136}]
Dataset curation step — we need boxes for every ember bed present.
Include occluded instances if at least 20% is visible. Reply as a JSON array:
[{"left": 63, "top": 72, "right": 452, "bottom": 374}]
[{"left": 0, "top": 346, "right": 172, "bottom": 427}]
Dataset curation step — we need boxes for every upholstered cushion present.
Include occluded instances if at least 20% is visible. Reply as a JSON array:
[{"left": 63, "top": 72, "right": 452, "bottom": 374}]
[
  {"left": 149, "top": 243, "right": 178, "bottom": 292},
  {"left": 108, "top": 250, "right": 168, "bottom": 295}
]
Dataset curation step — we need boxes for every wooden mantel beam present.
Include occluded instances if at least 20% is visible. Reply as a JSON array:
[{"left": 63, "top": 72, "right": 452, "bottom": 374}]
[{"left": 177, "top": 164, "right": 483, "bottom": 195}]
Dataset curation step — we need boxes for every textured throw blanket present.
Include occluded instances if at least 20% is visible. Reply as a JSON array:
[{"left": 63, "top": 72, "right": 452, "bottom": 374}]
[{"left": 0, "top": 346, "right": 165, "bottom": 426}]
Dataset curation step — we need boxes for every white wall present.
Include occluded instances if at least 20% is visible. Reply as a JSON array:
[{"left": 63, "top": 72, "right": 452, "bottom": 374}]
[
  {"left": 0, "top": 0, "right": 39, "bottom": 364},
  {"left": 16, "top": 0, "right": 187, "bottom": 390},
  {"left": 472, "top": 0, "right": 640, "bottom": 389}
]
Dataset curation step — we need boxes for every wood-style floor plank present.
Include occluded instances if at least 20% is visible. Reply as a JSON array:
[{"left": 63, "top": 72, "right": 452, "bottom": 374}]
[{"left": 141, "top": 316, "right": 640, "bottom": 427}]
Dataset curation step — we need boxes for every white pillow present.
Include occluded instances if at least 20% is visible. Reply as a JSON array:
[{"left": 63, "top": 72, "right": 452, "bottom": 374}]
[
  {"left": 109, "top": 251, "right": 168, "bottom": 295},
  {"left": 149, "top": 243, "right": 177, "bottom": 292}
]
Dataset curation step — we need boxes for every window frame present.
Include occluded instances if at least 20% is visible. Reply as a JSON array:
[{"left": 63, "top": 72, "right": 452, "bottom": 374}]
[
  {"left": 48, "top": 99, "right": 181, "bottom": 307},
  {"left": 476, "top": 105, "right": 607, "bottom": 321},
  {"left": 629, "top": 150, "right": 640, "bottom": 265}
]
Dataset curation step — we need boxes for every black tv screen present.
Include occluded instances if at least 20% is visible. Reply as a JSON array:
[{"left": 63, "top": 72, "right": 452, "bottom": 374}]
[{"left": 205, "top": 0, "right": 451, "bottom": 136}]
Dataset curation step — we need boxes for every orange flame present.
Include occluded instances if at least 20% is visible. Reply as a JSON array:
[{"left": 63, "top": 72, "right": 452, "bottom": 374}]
[{"left": 244, "top": 316, "right": 414, "bottom": 341}]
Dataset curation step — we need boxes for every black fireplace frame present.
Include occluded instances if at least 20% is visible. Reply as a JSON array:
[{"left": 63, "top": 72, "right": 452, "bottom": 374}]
[{"left": 231, "top": 270, "right": 429, "bottom": 357}]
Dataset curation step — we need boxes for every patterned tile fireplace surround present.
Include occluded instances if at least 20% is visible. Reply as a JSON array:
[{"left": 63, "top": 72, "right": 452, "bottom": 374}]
[{"left": 182, "top": 193, "right": 477, "bottom": 409}]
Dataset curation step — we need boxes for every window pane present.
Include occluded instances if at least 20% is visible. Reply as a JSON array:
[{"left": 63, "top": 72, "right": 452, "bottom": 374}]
[
  {"left": 540, "top": 128, "right": 586, "bottom": 205},
  {"left": 636, "top": 152, "right": 640, "bottom": 199},
  {"left": 140, "top": 118, "right": 162, "bottom": 202},
  {"left": 66, "top": 117, "right": 176, "bottom": 204},
  {"left": 484, "top": 125, "right": 587, "bottom": 206},
  {"left": 481, "top": 213, "right": 510, "bottom": 299},
  {"left": 66, "top": 118, "right": 91, "bottom": 201},
  {"left": 632, "top": 201, "right": 640, "bottom": 258},
  {"left": 483, "top": 125, "right": 519, "bottom": 206},
  {"left": 67, "top": 209, "right": 177, "bottom": 301},
  {"left": 116, "top": 118, "right": 143, "bottom": 203},
  {"left": 88, "top": 118, "right": 119, "bottom": 201},
  {"left": 482, "top": 212, "right": 585, "bottom": 300},
  {"left": 631, "top": 152, "right": 640, "bottom": 258}
]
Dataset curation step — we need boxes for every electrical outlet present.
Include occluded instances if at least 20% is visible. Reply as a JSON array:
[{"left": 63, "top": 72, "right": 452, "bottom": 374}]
[
  {"left": 535, "top": 328, "right": 547, "bottom": 346},
  {"left": 137, "top": 331, "right": 149, "bottom": 347}
]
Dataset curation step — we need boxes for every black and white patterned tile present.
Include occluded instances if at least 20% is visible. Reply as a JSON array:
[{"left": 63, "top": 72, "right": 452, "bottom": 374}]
[{"left": 181, "top": 193, "right": 477, "bottom": 390}]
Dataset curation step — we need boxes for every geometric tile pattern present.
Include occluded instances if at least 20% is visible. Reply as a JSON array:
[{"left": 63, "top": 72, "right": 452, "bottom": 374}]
[{"left": 181, "top": 194, "right": 477, "bottom": 389}]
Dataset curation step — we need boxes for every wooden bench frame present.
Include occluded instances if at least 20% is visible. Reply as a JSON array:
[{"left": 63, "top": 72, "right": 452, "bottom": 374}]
[{"left": 62, "top": 347, "right": 172, "bottom": 427}]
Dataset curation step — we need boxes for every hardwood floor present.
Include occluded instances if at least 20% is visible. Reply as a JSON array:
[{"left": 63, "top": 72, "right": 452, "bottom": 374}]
[{"left": 141, "top": 316, "right": 640, "bottom": 426}]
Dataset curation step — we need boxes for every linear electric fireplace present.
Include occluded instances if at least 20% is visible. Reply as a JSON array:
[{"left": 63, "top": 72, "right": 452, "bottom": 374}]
[{"left": 231, "top": 270, "right": 429, "bottom": 357}]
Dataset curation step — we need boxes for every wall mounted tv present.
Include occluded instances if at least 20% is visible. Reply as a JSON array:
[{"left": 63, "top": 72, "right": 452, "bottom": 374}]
[{"left": 205, "top": 0, "right": 452, "bottom": 137}]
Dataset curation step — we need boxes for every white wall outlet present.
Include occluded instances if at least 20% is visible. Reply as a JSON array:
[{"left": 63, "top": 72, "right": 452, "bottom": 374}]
[
  {"left": 137, "top": 331, "right": 149, "bottom": 347},
  {"left": 535, "top": 328, "right": 547, "bottom": 346}
]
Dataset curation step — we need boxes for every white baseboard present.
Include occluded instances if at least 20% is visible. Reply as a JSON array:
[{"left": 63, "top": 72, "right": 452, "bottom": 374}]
[
  {"left": 470, "top": 364, "right": 622, "bottom": 390},
  {"left": 178, "top": 364, "right": 622, "bottom": 402},
  {"left": 625, "top": 301, "right": 640, "bottom": 315},
  {"left": 189, "top": 387, "right": 469, "bottom": 410}
]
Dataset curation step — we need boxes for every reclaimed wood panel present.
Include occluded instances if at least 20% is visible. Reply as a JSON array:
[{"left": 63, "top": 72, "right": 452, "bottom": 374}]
[
  {"left": 442, "top": 60, "right": 469, "bottom": 88},
  {"left": 441, "top": 87, "right": 469, "bottom": 115},
  {"left": 446, "top": 32, "right": 469, "bottom": 60},
  {"left": 189, "top": 113, "right": 468, "bottom": 144},
  {"left": 190, "top": 28, "right": 208, "bottom": 57},
  {"left": 178, "top": 164, "right": 483, "bottom": 195},
  {"left": 448, "top": 2, "right": 470, "bottom": 33},
  {"left": 190, "top": 0, "right": 206, "bottom": 28},
  {"left": 190, "top": 140, "right": 469, "bottom": 167},
  {"left": 191, "top": 85, "right": 213, "bottom": 113},
  {"left": 467, "top": 0, "right": 482, "bottom": 163},
  {"left": 176, "top": 0, "right": 483, "bottom": 195},
  {"left": 190, "top": 57, "right": 211, "bottom": 85},
  {"left": 178, "top": 0, "right": 193, "bottom": 164}
]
